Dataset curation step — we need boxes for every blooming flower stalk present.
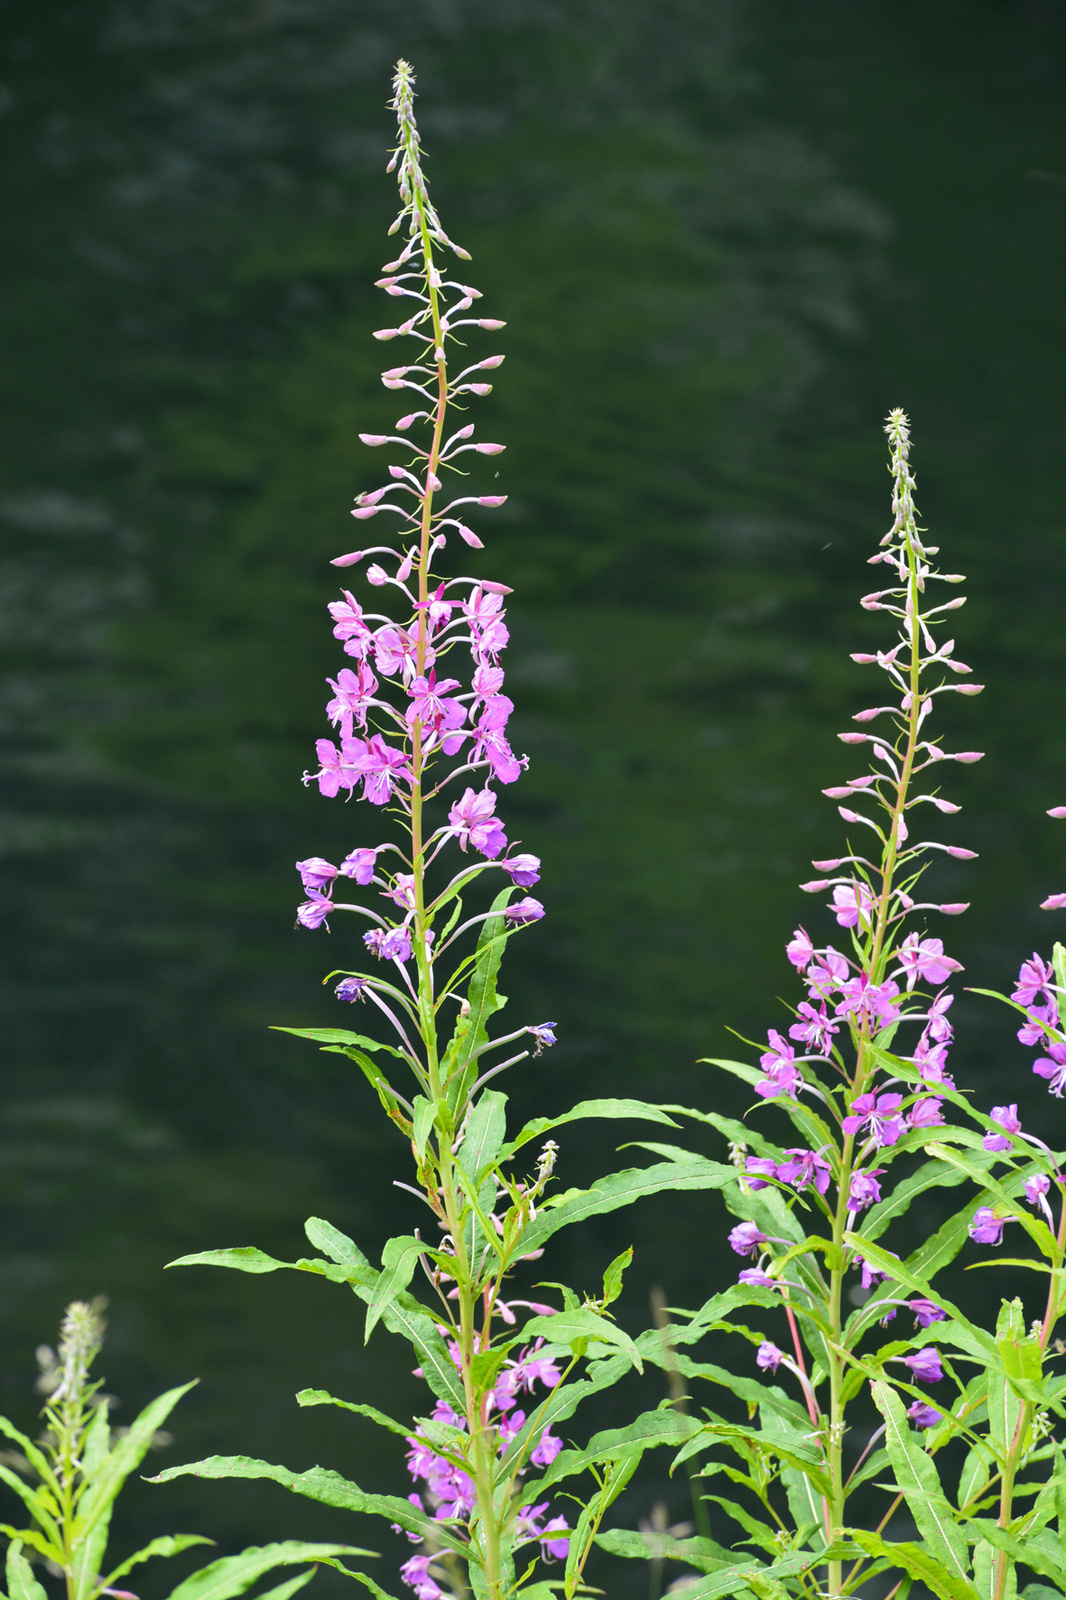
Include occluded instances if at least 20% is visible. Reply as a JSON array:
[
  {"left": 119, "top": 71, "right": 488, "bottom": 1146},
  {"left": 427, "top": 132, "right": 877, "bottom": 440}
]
[
  {"left": 630, "top": 413, "right": 1066, "bottom": 1600},
  {"left": 159, "top": 62, "right": 731, "bottom": 1600}
]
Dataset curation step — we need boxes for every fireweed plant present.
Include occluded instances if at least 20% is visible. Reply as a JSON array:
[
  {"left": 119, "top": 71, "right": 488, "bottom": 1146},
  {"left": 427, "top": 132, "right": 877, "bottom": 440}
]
[
  {"left": 153, "top": 62, "right": 735, "bottom": 1600},
  {"left": 0, "top": 1301, "right": 363, "bottom": 1600},
  {"left": 591, "top": 414, "right": 1066, "bottom": 1600}
]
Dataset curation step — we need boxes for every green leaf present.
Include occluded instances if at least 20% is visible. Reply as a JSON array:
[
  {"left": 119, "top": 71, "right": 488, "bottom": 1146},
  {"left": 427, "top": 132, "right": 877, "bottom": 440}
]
[
  {"left": 245, "top": 1572, "right": 317, "bottom": 1600},
  {"left": 442, "top": 887, "right": 512, "bottom": 1107},
  {"left": 673, "top": 1421, "right": 832, "bottom": 1497},
  {"left": 101, "top": 1537, "right": 215, "bottom": 1590},
  {"left": 842, "top": 1234, "right": 996, "bottom": 1356},
  {"left": 848, "top": 1531, "right": 979, "bottom": 1600},
  {"left": 536, "top": 1408, "right": 699, "bottom": 1489},
  {"left": 457, "top": 1090, "right": 507, "bottom": 1184},
  {"left": 594, "top": 1527, "right": 741, "bottom": 1573},
  {"left": 600, "top": 1247, "right": 632, "bottom": 1307},
  {"left": 870, "top": 1381, "right": 970, "bottom": 1586},
  {"left": 272, "top": 1027, "right": 405, "bottom": 1060},
  {"left": 295, "top": 1391, "right": 410, "bottom": 1438},
  {"left": 167, "top": 1247, "right": 293, "bottom": 1275},
  {"left": 501, "top": 1098, "right": 681, "bottom": 1158},
  {"left": 166, "top": 1544, "right": 375, "bottom": 1600},
  {"left": 364, "top": 1236, "right": 428, "bottom": 1343},
  {"left": 961, "top": 1521, "right": 1065, "bottom": 1588},
  {"left": 520, "top": 1308, "right": 642, "bottom": 1372},
  {"left": 0, "top": 1461, "right": 61, "bottom": 1548},
  {"left": 5, "top": 1544, "right": 48, "bottom": 1600},
  {"left": 410, "top": 1097, "right": 435, "bottom": 1165},
  {"left": 73, "top": 1381, "right": 199, "bottom": 1600},
  {"left": 516, "top": 1159, "right": 733, "bottom": 1258},
  {"left": 149, "top": 1461, "right": 463, "bottom": 1556}
]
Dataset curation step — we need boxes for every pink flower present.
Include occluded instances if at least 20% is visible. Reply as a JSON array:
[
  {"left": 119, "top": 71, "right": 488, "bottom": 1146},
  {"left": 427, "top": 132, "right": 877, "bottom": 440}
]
[
  {"left": 983, "top": 1104, "right": 1022, "bottom": 1152},
  {"left": 831, "top": 882, "right": 875, "bottom": 929},
  {"left": 1034, "top": 1042, "right": 1066, "bottom": 1096},
  {"left": 896, "top": 934, "right": 961, "bottom": 991},
  {"left": 786, "top": 927, "right": 814, "bottom": 970},
  {"left": 842, "top": 1092, "right": 906, "bottom": 1148},
  {"left": 296, "top": 891, "right": 333, "bottom": 930},
  {"left": 448, "top": 787, "right": 507, "bottom": 859},
  {"left": 1014, "top": 953, "right": 1055, "bottom": 1007}
]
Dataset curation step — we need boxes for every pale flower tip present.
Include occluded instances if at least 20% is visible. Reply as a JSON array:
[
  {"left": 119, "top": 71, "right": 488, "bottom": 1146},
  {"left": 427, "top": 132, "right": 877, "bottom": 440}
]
[
  {"left": 1047, "top": 807, "right": 1066, "bottom": 819},
  {"left": 1041, "top": 894, "right": 1066, "bottom": 911},
  {"left": 351, "top": 506, "right": 380, "bottom": 520},
  {"left": 800, "top": 879, "right": 831, "bottom": 893},
  {"left": 852, "top": 707, "right": 883, "bottom": 723},
  {"left": 946, "top": 847, "right": 978, "bottom": 860},
  {"left": 954, "top": 752, "right": 985, "bottom": 764},
  {"left": 480, "top": 580, "right": 513, "bottom": 595},
  {"left": 359, "top": 434, "right": 389, "bottom": 446},
  {"left": 330, "top": 551, "right": 363, "bottom": 567},
  {"left": 478, "top": 319, "right": 506, "bottom": 330},
  {"left": 837, "top": 732, "right": 867, "bottom": 745},
  {"left": 939, "top": 903, "right": 970, "bottom": 915},
  {"left": 850, "top": 653, "right": 877, "bottom": 664},
  {"left": 478, "top": 495, "right": 508, "bottom": 507},
  {"left": 811, "top": 858, "right": 843, "bottom": 870}
]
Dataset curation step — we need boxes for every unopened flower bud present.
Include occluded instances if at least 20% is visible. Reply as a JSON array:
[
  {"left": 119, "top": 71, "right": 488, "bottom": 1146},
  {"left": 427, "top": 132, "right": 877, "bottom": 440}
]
[
  {"left": 953, "top": 752, "right": 984, "bottom": 764},
  {"left": 812, "top": 858, "right": 844, "bottom": 870},
  {"left": 1048, "top": 807, "right": 1066, "bottom": 819},
  {"left": 427, "top": 472, "right": 442, "bottom": 492},
  {"left": 938, "top": 903, "right": 969, "bottom": 915},
  {"left": 1041, "top": 894, "right": 1066, "bottom": 910},
  {"left": 351, "top": 506, "right": 380, "bottom": 519},
  {"left": 838, "top": 733, "right": 867, "bottom": 744},
  {"left": 477, "top": 355, "right": 505, "bottom": 369},
  {"left": 474, "top": 442, "right": 505, "bottom": 454},
  {"left": 359, "top": 433, "right": 389, "bottom": 446},
  {"left": 931, "top": 798, "right": 961, "bottom": 814},
  {"left": 331, "top": 551, "right": 363, "bottom": 566},
  {"left": 800, "top": 879, "right": 831, "bottom": 893},
  {"left": 467, "top": 383, "right": 493, "bottom": 395},
  {"left": 850, "top": 653, "right": 877, "bottom": 664},
  {"left": 366, "top": 564, "right": 388, "bottom": 586},
  {"left": 955, "top": 683, "right": 984, "bottom": 695},
  {"left": 480, "top": 581, "right": 513, "bottom": 595},
  {"left": 457, "top": 525, "right": 484, "bottom": 548},
  {"left": 478, "top": 318, "right": 506, "bottom": 330},
  {"left": 945, "top": 847, "right": 977, "bottom": 859},
  {"left": 478, "top": 495, "right": 507, "bottom": 507},
  {"left": 852, "top": 707, "right": 884, "bottom": 723},
  {"left": 838, "top": 807, "right": 864, "bottom": 824}
]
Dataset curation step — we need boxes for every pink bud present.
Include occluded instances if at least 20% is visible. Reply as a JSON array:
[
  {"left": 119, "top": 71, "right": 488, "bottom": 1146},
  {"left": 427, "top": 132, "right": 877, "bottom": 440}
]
[
  {"left": 838, "top": 733, "right": 868, "bottom": 744},
  {"left": 382, "top": 367, "right": 410, "bottom": 380},
  {"left": 823, "top": 787, "right": 853, "bottom": 799},
  {"left": 1041, "top": 894, "right": 1066, "bottom": 910},
  {"left": 366, "top": 564, "right": 388, "bottom": 586},
  {"left": 478, "top": 495, "right": 508, "bottom": 507},
  {"left": 355, "top": 486, "right": 388, "bottom": 505},
  {"left": 938, "top": 903, "right": 969, "bottom": 915},
  {"left": 800, "top": 879, "right": 831, "bottom": 893},
  {"left": 387, "top": 464, "right": 407, "bottom": 480},
  {"left": 945, "top": 847, "right": 978, "bottom": 859},
  {"left": 1048, "top": 807, "right": 1066, "bottom": 819},
  {"left": 457, "top": 525, "right": 484, "bottom": 548},
  {"left": 351, "top": 506, "right": 379, "bottom": 519},
  {"left": 396, "top": 413, "right": 419, "bottom": 429},
  {"left": 955, "top": 683, "right": 984, "bottom": 695},
  {"left": 478, "top": 318, "right": 506, "bottom": 330},
  {"left": 330, "top": 551, "right": 363, "bottom": 566},
  {"left": 467, "top": 383, "right": 493, "bottom": 396},
  {"left": 474, "top": 442, "right": 505, "bottom": 454},
  {"left": 382, "top": 378, "right": 404, "bottom": 389},
  {"left": 477, "top": 355, "right": 505, "bottom": 369},
  {"left": 454, "top": 424, "right": 475, "bottom": 440},
  {"left": 852, "top": 707, "right": 883, "bottom": 722},
  {"left": 930, "top": 798, "right": 961, "bottom": 813},
  {"left": 372, "top": 328, "right": 400, "bottom": 341},
  {"left": 838, "top": 807, "right": 864, "bottom": 824},
  {"left": 480, "top": 581, "right": 513, "bottom": 595},
  {"left": 396, "top": 556, "right": 413, "bottom": 582},
  {"left": 941, "top": 597, "right": 967, "bottom": 610},
  {"left": 860, "top": 595, "right": 884, "bottom": 610},
  {"left": 811, "top": 858, "right": 844, "bottom": 870},
  {"left": 850, "top": 653, "right": 877, "bottom": 663},
  {"left": 359, "top": 433, "right": 389, "bottom": 446},
  {"left": 953, "top": 752, "right": 984, "bottom": 764}
]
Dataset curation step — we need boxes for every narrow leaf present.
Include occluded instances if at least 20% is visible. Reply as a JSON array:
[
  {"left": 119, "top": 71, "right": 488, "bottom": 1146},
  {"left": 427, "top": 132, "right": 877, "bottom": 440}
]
[
  {"left": 501, "top": 1098, "right": 681, "bottom": 1158},
  {"left": 870, "top": 1381, "right": 970, "bottom": 1585},
  {"left": 166, "top": 1544, "right": 375, "bottom": 1600}
]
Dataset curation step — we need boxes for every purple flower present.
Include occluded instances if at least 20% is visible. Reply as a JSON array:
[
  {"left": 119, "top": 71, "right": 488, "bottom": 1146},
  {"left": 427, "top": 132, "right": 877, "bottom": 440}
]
[
  {"left": 842, "top": 1092, "right": 907, "bottom": 1148},
  {"left": 335, "top": 976, "right": 368, "bottom": 1002},
  {"left": 904, "top": 1347, "right": 943, "bottom": 1384},
  {"left": 1034, "top": 1043, "right": 1066, "bottom": 1096},
  {"left": 325, "top": 662, "right": 378, "bottom": 735},
  {"left": 776, "top": 1148, "right": 832, "bottom": 1194},
  {"left": 1024, "top": 1172, "right": 1051, "bottom": 1205},
  {"left": 910, "top": 1298, "right": 945, "bottom": 1328},
  {"left": 907, "top": 1401, "right": 943, "bottom": 1430},
  {"left": 365, "top": 925, "right": 412, "bottom": 963},
  {"left": 728, "top": 1222, "right": 768, "bottom": 1257},
  {"left": 970, "top": 1206, "right": 1006, "bottom": 1246},
  {"left": 756, "top": 1030, "right": 805, "bottom": 1099},
  {"left": 374, "top": 623, "right": 431, "bottom": 682},
  {"left": 528, "top": 1022, "right": 556, "bottom": 1056},
  {"left": 1020, "top": 1003, "right": 1059, "bottom": 1046},
  {"left": 756, "top": 1340, "right": 783, "bottom": 1372},
  {"left": 448, "top": 787, "right": 507, "bottom": 859},
  {"left": 846, "top": 1168, "right": 884, "bottom": 1213},
  {"left": 855, "top": 1254, "right": 892, "bottom": 1289},
  {"left": 296, "top": 856, "right": 339, "bottom": 891},
  {"left": 897, "top": 934, "right": 961, "bottom": 991},
  {"left": 786, "top": 927, "right": 814, "bottom": 971},
  {"left": 341, "top": 846, "right": 379, "bottom": 884},
  {"left": 744, "top": 1156, "right": 778, "bottom": 1190},
  {"left": 530, "top": 1429, "right": 563, "bottom": 1468},
  {"left": 354, "top": 733, "right": 411, "bottom": 805},
  {"left": 405, "top": 673, "right": 467, "bottom": 745},
  {"left": 789, "top": 999, "right": 839, "bottom": 1056},
  {"left": 983, "top": 1103, "right": 1022, "bottom": 1153},
  {"left": 835, "top": 975, "right": 902, "bottom": 1032},
  {"left": 831, "top": 882, "right": 875, "bottom": 929},
  {"left": 502, "top": 852, "right": 541, "bottom": 886},
  {"left": 806, "top": 945, "right": 851, "bottom": 996},
  {"left": 504, "top": 897, "right": 544, "bottom": 925},
  {"left": 908, "top": 1097, "right": 945, "bottom": 1130},
  {"left": 399, "top": 1555, "right": 442, "bottom": 1600},
  {"left": 739, "top": 1268, "right": 775, "bottom": 1288},
  {"left": 296, "top": 890, "right": 333, "bottom": 930},
  {"left": 1014, "top": 953, "right": 1055, "bottom": 1008},
  {"left": 329, "top": 590, "right": 374, "bottom": 659},
  {"left": 471, "top": 698, "right": 524, "bottom": 784},
  {"left": 304, "top": 737, "right": 354, "bottom": 798}
]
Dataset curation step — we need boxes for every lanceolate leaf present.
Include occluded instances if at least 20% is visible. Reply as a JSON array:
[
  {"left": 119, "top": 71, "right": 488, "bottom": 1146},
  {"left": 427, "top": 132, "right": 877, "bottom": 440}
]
[
  {"left": 442, "top": 887, "right": 511, "bottom": 1106},
  {"left": 500, "top": 1098, "right": 682, "bottom": 1158},
  {"left": 848, "top": 1531, "right": 980, "bottom": 1600},
  {"left": 149, "top": 1462, "right": 464, "bottom": 1556},
  {"left": 272, "top": 1028, "right": 406, "bottom": 1061},
  {"left": 870, "top": 1381, "right": 970, "bottom": 1585},
  {"left": 363, "top": 1236, "right": 430, "bottom": 1343},
  {"left": 516, "top": 1159, "right": 733, "bottom": 1258},
  {"left": 456, "top": 1090, "right": 508, "bottom": 1183},
  {"left": 519, "top": 1308, "right": 642, "bottom": 1371},
  {"left": 166, "top": 1544, "right": 376, "bottom": 1600},
  {"left": 101, "top": 1536, "right": 215, "bottom": 1590},
  {"left": 594, "top": 1526, "right": 741, "bottom": 1575},
  {"left": 295, "top": 1391, "right": 410, "bottom": 1438},
  {"left": 5, "top": 1543, "right": 48, "bottom": 1600}
]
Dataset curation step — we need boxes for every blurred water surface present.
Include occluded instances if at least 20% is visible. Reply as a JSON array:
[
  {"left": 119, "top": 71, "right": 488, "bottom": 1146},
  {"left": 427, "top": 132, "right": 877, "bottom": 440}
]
[{"left": 0, "top": 0, "right": 1063, "bottom": 1591}]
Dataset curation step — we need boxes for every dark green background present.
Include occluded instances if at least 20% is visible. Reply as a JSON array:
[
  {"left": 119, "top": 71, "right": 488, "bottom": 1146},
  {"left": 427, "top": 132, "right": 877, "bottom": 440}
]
[{"left": 1, "top": 0, "right": 1063, "bottom": 1593}]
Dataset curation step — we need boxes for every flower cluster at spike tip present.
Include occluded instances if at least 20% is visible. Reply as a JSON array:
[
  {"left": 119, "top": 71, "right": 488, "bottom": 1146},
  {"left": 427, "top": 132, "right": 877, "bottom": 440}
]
[
  {"left": 732, "top": 410, "right": 995, "bottom": 1432},
  {"left": 288, "top": 63, "right": 566, "bottom": 1595}
]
